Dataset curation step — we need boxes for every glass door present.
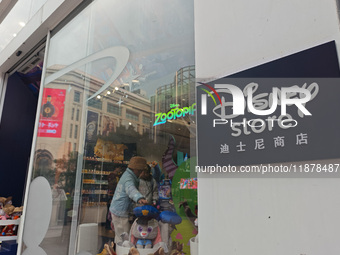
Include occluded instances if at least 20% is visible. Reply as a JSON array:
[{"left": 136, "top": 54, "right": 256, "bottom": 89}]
[{"left": 21, "top": 1, "right": 196, "bottom": 254}]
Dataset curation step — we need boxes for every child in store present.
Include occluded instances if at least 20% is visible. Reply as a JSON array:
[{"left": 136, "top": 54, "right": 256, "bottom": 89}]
[{"left": 136, "top": 165, "right": 159, "bottom": 207}]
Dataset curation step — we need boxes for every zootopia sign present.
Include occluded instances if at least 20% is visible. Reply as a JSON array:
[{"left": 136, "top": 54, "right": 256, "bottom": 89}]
[{"left": 153, "top": 103, "right": 196, "bottom": 126}]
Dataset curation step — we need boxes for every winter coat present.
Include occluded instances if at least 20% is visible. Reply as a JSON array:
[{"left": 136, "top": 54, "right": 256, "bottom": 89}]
[{"left": 109, "top": 168, "right": 144, "bottom": 217}]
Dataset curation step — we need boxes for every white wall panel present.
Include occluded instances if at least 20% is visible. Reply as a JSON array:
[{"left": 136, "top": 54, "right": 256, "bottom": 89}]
[
  {"left": 195, "top": 0, "right": 340, "bottom": 80},
  {"left": 195, "top": 0, "right": 340, "bottom": 254}
]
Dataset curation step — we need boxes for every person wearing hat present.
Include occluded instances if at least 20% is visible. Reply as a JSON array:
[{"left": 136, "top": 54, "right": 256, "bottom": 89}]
[{"left": 109, "top": 156, "right": 149, "bottom": 244}]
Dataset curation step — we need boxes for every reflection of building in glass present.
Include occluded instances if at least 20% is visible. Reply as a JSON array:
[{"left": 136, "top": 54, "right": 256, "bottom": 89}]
[
  {"left": 34, "top": 65, "right": 195, "bottom": 181},
  {"left": 151, "top": 65, "right": 195, "bottom": 153},
  {"left": 35, "top": 65, "right": 152, "bottom": 173},
  {"left": 152, "top": 66, "right": 195, "bottom": 113}
]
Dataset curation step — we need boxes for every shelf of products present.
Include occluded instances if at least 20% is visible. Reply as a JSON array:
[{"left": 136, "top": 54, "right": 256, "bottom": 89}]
[
  {"left": 82, "top": 190, "right": 108, "bottom": 195},
  {"left": 83, "top": 157, "right": 129, "bottom": 165},
  {"left": 83, "top": 179, "right": 108, "bottom": 185},
  {"left": 0, "top": 219, "right": 20, "bottom": 241},
  {"left": 82, "top": 170, "right": 111, "bottom": 175},
  {"left": 0, "top": 235, "right": 17, "bottom": 241},
  {"left": 81, "top": 158, "right": 128, "bottom": 223},
  {"left": 82, "top": 202, "right": 107, "bottom": 207}
]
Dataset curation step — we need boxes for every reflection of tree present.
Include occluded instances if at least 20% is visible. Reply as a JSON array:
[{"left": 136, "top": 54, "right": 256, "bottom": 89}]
[
  {"left": 34, "top": 166, "right": 56, "bottom": 187},
  {"left": 98, "top": 125, "right": 167, "bottom": 159},
  {"left": 55, "top": 152, "right": 78, "bottom": 193}
]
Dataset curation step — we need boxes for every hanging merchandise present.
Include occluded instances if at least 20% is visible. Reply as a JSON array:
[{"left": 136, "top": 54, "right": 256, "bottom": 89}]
[
  {"left": 157, "top": 179, "right": 175, "bottom": 212},
  {"left": 162, "top": 136, "right": 177, "bottom": 180}
]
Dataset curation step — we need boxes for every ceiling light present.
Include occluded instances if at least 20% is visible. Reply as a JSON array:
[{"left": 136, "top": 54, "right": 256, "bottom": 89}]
[
  {"left": 19, "top": 22, "right": 25, "bottom": 27},
  {"left": 97, "top": 95, "right": 101, "bottom": 99},
  {"left": 115, "top": 87, "right": 119, "bottom": 90},
  {"left": 107, "top": 91, "right": 111, "bottom": 95}
]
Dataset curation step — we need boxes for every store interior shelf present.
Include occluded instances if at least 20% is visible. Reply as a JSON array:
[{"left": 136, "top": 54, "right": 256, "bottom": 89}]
[
  {"left": 0, "top": 219, "right": 20, "bottom": 241},
  {"left": 83, "top": 203, "right": 107, "bottom": 207},
  {"left": 83, "top": 180, "right": 108, "bottom": 185},
  {"left": 82, "top": 171, "right": 110, "bottom": 175},
  {"left": 83, "top": 157, "right": 129, "bottom": 165},
  {"left": 0, "top": 220, "right": 20, "bottom": 226},
  {"left": 82, "top": 190, "right": 108, "bottom": 195},
  {"left": 81, "top": 157, "right": 129, "bottom": 223},
  {"left": 0, "top": 236, "right": 17, "bottom": 241}
]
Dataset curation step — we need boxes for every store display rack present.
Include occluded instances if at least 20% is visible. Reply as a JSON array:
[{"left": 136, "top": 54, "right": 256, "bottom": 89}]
[
  {"left": 80, "top": 158, "right": 129, "bottom": 223},
  {"left": 81, "top": 158, "right": 128, "bottom": 206},
  {"left": 0, "top": 219, "right": 20, "bottom": 241}
]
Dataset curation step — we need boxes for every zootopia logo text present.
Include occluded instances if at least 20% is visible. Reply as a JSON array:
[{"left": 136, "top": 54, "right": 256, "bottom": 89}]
[{"left": 153, "top": 103, "right": 196, "bottom": 126}]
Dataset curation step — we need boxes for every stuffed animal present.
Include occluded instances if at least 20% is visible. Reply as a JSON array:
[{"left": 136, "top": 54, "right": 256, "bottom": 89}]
[
  {"left": 3, "top": 205, "right": 14, "bottom": 218},
  {"left": 127, "top": 206, "right": 162, "bottom": 249},
  {"left": 97, "top": 241, "right": 116, "bottom": 255},
  {"left": 131, "top": 217, "right": 159, "bottom": 249},
  {"left": 0, "top": 197, "right": 5, "bottom": 218},
  {"left": 4, "top": 196, "right": 12, "bottom": 207},
  {"left": 153, "top": 247, "right": 165, "bottom": 255},
  {"left": 169, "top": 241, "right": 185, "bottom": 255},
  {"left": 128, "top": 247, "right": 139, "bottom": 255},
  {"left": 10, "top": 206, "right": 23, "bottom": 220},
  {"left": 0, "top": 206, "right": 23, "bottom": 236},
  {"left": 0, "top": 197, "right": 12, "bottom": 220}
]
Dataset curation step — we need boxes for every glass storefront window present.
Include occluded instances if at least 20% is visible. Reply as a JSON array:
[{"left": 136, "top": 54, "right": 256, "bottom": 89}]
[{"left": 22, "top": 0, "right": 196, "bottom": 254}]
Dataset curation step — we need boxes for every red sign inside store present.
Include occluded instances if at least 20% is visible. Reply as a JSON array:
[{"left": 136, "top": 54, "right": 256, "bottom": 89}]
[{"left": 38, "top": 88, "right": 66, "bottom": 138}]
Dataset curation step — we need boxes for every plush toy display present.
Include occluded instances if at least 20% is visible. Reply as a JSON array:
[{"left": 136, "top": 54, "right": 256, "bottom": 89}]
[
  {"left": 131, "top": 218, "right": 159, "bottom": 249},
  {"left": 159, "top": 211, "right": 182, "bottom": 225},
  {"left": 130, "top": 206, "right": 161, "bottom": 249},
  {"left": 0, "top": 196, "right": 23, "bottom": 237},
  {"left": 133, "top": 205, "right": 159, "bottom": 219},
  {"left": 1, "top": 224, "right": 15, "bottom": 236},
  {"left": 10, "top": 206, "right": 23, "bottom": 220},
  {"left": 0, "top": 206, "right": 23, "bottom": 236},
  {"left": 0, "top": 197, "right": 12, "bottom": 220},
  {"left": 158, "top": 179, "right": 176, "bottom": 213},
  {"left": 3, "top": 205, "right": 15, "bottom": 218}
]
